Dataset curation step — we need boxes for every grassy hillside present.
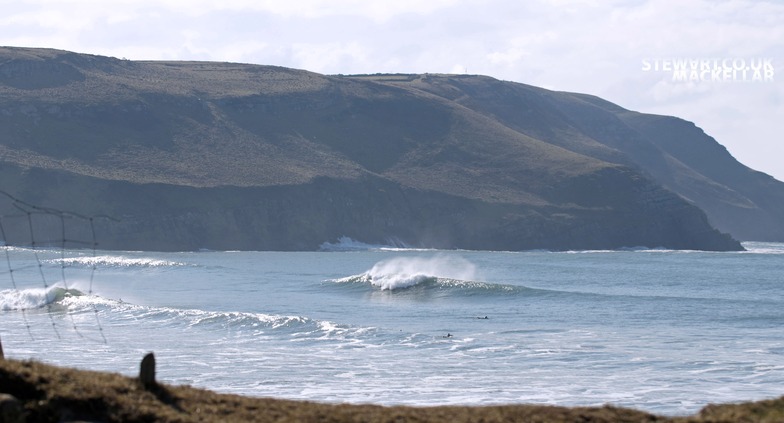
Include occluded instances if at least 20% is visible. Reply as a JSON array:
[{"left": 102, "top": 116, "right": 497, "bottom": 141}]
[
  {"left": 0, "top": 47, "right": 745, "bottom": 251},
  {"left": 2, "top": 358, "right": 784, "bottom": 422},
  {"left": 371, "top": 73, "right": 784, "bottom": 241}
]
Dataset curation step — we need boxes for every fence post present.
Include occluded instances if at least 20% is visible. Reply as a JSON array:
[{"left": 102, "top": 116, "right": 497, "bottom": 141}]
[{"left": 139, "top": 352, "right": 156, "bottom": 388}]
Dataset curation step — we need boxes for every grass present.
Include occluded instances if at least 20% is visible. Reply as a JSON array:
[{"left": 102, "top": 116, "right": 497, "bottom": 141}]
[{"left": 1, "top": 358, "right": 783, "bottom": 422}]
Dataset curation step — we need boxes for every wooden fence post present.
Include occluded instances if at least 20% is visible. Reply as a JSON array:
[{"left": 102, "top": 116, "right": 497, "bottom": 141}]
[{"left": 139, "top": 352, "right": 156, "bottom": 388}]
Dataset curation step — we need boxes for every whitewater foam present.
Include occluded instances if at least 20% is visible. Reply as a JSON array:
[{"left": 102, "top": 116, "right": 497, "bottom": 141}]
[
  {"left": 1, "top": 285, "right": 84, "bottom": 310},
  {"left": 741, "top": 242, "right": 784, "bottom": 255},
  {"left": 319, "top": 236, "right": 421, "bottom": 251},
  {"left": 320, "top": 236, "right": 393, "bottom": 251},
  {"left": 49, "top": 255, "right": 187, "bottom": 268},
  {"left": 335, "top": 255, "right": 479, "bottom": 290}
]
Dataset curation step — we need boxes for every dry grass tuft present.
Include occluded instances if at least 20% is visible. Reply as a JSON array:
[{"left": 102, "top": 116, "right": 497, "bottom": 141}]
[{"left": 2, "top": 358, "right": 782, "bottom": 422}]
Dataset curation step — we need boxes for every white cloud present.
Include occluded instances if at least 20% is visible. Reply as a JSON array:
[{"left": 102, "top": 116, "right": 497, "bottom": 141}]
[
  {"left": 143, "top": 0, "right": 460, "bottom": 21},
  {"left": 288, "top": 41, "right": 370, "bottom": 74}
]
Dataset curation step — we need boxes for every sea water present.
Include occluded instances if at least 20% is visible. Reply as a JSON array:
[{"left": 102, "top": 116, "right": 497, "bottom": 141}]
[{"left": 1, "top": 241, "right": 783, "bottom": 416}]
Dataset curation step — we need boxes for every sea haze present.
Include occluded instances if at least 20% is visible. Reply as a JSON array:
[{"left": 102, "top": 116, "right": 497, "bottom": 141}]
[{"left": 1, "top": 241, "right": 783, "bottom": 416}]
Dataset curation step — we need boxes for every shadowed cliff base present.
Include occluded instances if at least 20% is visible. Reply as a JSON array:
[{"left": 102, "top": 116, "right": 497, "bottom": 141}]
[
  {"left": 1, "top": 359, "right": 783, "bottom": 422},
  {"left": 1, "top": 167, "right": 742, "bottom": 252}
]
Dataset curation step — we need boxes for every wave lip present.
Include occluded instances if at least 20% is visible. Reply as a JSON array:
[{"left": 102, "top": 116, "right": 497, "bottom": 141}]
[
  {"left": 366, "top": 272, "right": 433, "bottom": 291},
  {"left": 367, "top": 255, "right": 477, "bottom": 290}
]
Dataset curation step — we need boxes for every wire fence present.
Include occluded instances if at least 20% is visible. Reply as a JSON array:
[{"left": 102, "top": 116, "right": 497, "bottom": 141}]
[{"left": 1, "top": 189, "right": 115, "bottom": 344}]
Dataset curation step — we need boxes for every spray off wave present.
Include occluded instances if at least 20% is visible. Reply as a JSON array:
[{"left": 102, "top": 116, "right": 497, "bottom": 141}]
[
  {"left": 319, "top": 236, "right": 417, "bottom": 252},
  {"left": 335, "top": 255, "right": 482, "bottom": 290}
]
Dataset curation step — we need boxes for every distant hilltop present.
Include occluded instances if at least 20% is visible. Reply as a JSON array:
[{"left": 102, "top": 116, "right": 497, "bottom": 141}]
[{"left": 2, "top": 47, "right": 781, "bottom": 251}]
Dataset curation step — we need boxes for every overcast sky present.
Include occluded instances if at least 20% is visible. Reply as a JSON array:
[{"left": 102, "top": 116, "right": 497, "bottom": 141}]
[{"left": 2, "top": 0, "right": 783, "bottom": 181}]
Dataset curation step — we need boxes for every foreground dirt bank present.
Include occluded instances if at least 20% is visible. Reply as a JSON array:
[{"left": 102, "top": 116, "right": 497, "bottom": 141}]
[{"left": 1, "top": 358, "right": 782, "bottom": 422}]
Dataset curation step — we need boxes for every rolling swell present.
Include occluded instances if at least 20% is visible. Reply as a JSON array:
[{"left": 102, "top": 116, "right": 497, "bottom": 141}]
[{"left": 56, "top": 295, "right": 376, "bottom": 342}]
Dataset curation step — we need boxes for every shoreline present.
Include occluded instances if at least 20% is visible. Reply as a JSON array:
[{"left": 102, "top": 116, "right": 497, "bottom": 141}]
[{"left": 1, "top": 358, "right": 783, "bottom": 422}]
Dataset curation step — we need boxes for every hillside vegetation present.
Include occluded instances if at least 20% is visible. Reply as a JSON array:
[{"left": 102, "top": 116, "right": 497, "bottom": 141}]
[
  {"left": 2, "top": 359, "right": 784, "bottom": 422},
  {"left": 1, "top": 47, "right": 770, "bottom": 251}
]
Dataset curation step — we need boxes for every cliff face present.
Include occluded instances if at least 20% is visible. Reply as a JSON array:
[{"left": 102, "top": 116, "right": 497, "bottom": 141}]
[
  {"left": 616, "top": 113, "right": 784, "bottom": 242},
  {"left": 0, "top": 47, "right": 748, "bottom": 251},
  {"left": 385, "top": 75, "right": 784, "bottom": 242}
]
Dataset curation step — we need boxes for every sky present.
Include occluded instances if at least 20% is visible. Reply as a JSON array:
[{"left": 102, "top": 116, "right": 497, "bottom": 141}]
[{"left": 2, "top": 0, "right": 783, "bottom": 181}]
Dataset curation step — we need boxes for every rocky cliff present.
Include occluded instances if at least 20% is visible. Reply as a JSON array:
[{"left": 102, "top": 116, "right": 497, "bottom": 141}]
[{"left": 0, "top": 47, "right": 753, "bottom": 251}]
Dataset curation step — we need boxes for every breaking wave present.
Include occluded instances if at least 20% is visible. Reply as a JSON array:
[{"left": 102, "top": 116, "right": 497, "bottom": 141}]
[
  {"left": 319, "top": 236, "right": 418, "bottom": 252},
  {"left": 330, "top": 255, "right": 525, "bottom": 297},
  {"left": 334, "top": 273, "right": 523, "bottom": 295},
  {"left": 338, "top": 255, "right": 478, "bottom": 290},
  {"left": 2, "top": 287, "right": 376, "bottom": 342},
  {"left": 1, "top": 285, "right": 84, "bottom": 310}
]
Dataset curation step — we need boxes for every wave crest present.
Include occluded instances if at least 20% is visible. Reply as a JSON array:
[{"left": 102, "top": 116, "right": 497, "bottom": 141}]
[
  {"left": 335, "top": 255, "right": 479, "bottom": 290},
  {"left": 1, "top": 285, "right": 84, "bottom": 310},
  {"left": 91, "top": 299, "right": 369, "bottom": 340},
  {"left": 367, "top": 255, "right": 478, "bottom": 290}
]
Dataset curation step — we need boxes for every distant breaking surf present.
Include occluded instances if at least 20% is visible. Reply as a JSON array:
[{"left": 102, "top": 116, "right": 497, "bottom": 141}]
[
  {"left": 334, "top": 255, "right": 479, "bottom": 290},
  {"left": 318, "top": 236, "right": 420, "bottom": 252}
]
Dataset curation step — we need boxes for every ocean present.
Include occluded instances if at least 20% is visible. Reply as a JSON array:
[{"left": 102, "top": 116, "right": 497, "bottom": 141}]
[{"left": 1, "top": 240, "right": 783, "bottom": 416}]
